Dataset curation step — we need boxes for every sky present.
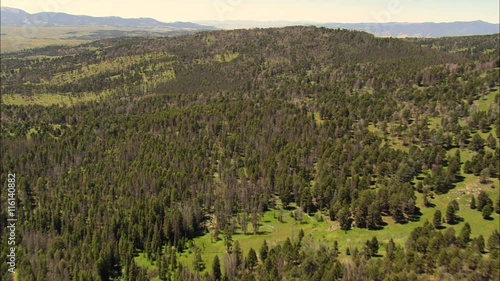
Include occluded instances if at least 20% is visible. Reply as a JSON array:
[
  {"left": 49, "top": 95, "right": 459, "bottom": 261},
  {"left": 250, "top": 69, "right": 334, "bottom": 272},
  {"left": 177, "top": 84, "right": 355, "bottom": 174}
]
[{"left": 2, "top": 0, "right": 499, "bottom": 23}]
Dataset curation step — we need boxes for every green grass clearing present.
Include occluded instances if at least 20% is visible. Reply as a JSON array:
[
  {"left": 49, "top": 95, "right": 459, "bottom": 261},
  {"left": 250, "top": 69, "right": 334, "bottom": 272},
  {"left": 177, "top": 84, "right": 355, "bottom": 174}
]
[{"left": 2, "top": 92, "right": 110, "bottom": 106}]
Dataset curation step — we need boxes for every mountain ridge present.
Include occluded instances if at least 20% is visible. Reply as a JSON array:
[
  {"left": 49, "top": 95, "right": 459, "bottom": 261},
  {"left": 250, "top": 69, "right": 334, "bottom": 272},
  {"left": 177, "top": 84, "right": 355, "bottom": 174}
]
[
  {"left": 0, "top": 7, "right": 216, "bottom": 31},
  {"left": 1, "top": 7, "right": 498, "bottom": 41}
]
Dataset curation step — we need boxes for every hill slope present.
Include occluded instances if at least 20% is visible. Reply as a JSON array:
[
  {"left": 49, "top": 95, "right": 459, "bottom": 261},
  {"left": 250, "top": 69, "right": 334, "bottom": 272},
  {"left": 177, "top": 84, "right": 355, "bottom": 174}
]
[{"left": 0, "top": 26, "right": 466, "bottom": 96}]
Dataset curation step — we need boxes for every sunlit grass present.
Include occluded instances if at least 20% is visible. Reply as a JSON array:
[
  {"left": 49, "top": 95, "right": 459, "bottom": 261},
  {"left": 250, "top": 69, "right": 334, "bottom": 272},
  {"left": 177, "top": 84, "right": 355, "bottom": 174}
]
[{"left": 2, "top": 92, "right": 109, "bottom": 106}]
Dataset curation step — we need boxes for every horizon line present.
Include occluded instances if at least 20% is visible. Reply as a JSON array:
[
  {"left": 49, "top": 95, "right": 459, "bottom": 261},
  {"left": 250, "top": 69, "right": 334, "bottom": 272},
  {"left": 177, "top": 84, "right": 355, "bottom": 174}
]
[{"left": 2, "top": 6, "right": 499, "bottom": 25}]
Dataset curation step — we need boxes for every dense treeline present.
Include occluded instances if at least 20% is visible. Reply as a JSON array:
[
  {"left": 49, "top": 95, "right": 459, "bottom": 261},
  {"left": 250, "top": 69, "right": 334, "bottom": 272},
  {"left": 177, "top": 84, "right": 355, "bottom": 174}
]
[
  {"left": 176, "top": 225, "right": 500, "bottom": 281},
  {"left": 409, "top": 34, "right": 500, "bottom": 62},
  {"left": 1, "top": 27, "right": 499, "bottom": 280}
]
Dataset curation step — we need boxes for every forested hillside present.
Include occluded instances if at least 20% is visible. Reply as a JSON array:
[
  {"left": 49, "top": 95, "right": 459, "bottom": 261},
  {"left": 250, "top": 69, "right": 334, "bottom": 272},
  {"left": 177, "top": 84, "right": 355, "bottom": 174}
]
[{"left": 1, "top": 27, "right": 499, "bottom": 281}]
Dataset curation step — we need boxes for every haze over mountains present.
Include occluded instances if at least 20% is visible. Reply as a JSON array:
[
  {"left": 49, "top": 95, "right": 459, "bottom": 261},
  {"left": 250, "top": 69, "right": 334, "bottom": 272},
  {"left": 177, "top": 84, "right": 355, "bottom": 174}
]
[
  {"left": 198, "top": 20, "right": 499, "bottom": 38},
  {"left": 2, "top": 7, "right": 499, "bottom": 38},
  {"left": 0, "top": 7, "right": 216, "bottom": 31}
]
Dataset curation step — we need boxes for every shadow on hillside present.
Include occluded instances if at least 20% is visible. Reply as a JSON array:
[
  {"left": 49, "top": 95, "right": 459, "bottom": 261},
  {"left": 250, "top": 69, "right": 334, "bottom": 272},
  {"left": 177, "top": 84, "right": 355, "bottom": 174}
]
[
  {"left": 369, "top": 223, "right": 388, "bottom": 231},
  {"left": 425, "top": 202, "right": 436, "bottom": 208},
  {"left": 242, "top": 230, "right": 270, "bottom": 236},
  {"left": 480, "top": 179, "right": 494, "bottom": 185},
  {"left": 447, "top": 216, "right": 464, "bottom": 225},
  {"left": 408, "top": 207, "right": 423, "bottom": 222},
  {"left": 455, "top": 175, "right": 466, "bottom": 183}
]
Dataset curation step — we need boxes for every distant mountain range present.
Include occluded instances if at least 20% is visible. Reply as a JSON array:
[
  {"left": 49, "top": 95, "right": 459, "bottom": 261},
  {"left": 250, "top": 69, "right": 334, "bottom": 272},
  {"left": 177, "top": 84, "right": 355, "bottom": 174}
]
[
  {"left": 0, "top": 7, "right": 216, "bottom": 31},
  {"left": 197, "top": 20, "right": 499, "bottom": 38},
  {"left": 1, "top": 7, "right": 498, "bottom": 38},
  {"left": 320, "top": 21, "right": 500, "bottom": 37}
]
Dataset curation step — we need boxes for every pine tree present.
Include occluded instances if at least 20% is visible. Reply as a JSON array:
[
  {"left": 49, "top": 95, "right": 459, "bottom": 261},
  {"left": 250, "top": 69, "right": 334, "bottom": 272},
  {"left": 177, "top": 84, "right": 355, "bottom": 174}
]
[
  {"left": 482, "top": 204, "right": 493, "bottom": 219},
  {"left": 477, "top": 191, "right": 491, "bottom": 211},
  {"left": 480, "top": 168, "right": 490, "bottom": 184},
  {"left": 280, "top": 185, "right": 293, "bottom": 208},
  {"left": 246, "top": 248, "right": 258, "bottom": 269},
  {"left": 224, "top": 228, "right": 233, "bottom": 253},
  {"left": 367, "top": 202, "right": 382, "bottom": 229},
  {"left": 423, "top": 187, "right": 430, "bottom": 207},
  {"left": 338, "top": 207, "right": 351, "bottom": 232},
  {"left": 300, "top": 187, "right": 315, "bottom": 214},
  {"left": 486, "top": 133, "right": 497, "bottom": 149},
  {"left": 473, "top": 235, "right": 485, "bottom": 253},
  {"left": 259, "top": 240, "right": 268, "bottom": 262},
  {"left": 213, "top": 255, "right": 222, "bottom": 281},
  {"left": 469, "top": 134, "right": 485, "bottom": 151},
  {"left": 232, "top": 240, "right": 243, "bottom": 269},
  {"left": 433, "top": 210, "right": 442, "bottom": 229},
  {"left": 368, "top": 236, "right": 379, "bottom": 257},
  {"left": 193, "top": 248, "right": 204, "bottom": 272},
  {"left": 446, "top": 202, "right": 457, "bottom": 224},
  {"left": 459, "top": 222, "right": 471, "bottom": 244},
  {"left": 298, "top": 228, "right": 305, "bottom": 244},
  {"left": 386, "top": 239, "right": 396, "bottom": 261},
  {"left": 470, "top": 196, "right": 477, "bottom": 209},
  {"left": 487, "top": 230, "right": 500, "bottom": 253}
]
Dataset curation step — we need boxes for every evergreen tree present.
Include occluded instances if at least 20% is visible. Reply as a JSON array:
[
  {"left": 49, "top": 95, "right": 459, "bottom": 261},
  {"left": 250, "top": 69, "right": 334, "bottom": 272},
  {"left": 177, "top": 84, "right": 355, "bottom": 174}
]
[
  {"left": 459, "top": 222, "right": 471, "bottom": 244},
  {"left": 367, "top": 202, "right": 382, "bottom": 229},
  {"left": 469, "top": 134, "right": 485, "bottom": 151},
  {"left": 298, "top": 228, "right": 305, "bottom": 245},
  {"left": 300, "top": 187, "right": 315, "bottom": 214},
  {"left": 423, "top": 187, "right": 431, "bottom": 207},
  {"left": 473, "top": 235, "right": 485, "bottom": 253},
  {"left": 232, "top": 241, "right": 243, "bottom": 269},
  {"left": 213, "top": 255, "right": 222, "bottom": 281},
  {"left": 280, "top": 189, "right": 293, "bottom": 209},
  {"left": 193, "top": 248, "right": 204, "bottom": 272},
  {"left": 246, "top": 248, "right": 258, "bottom": 269},
  {"left": 446, "top": 202, "right": 457, "bottom": 224},
  {"left": 224, "top": 228, "right": 233, "bottom": 253},
  {"left": 470, "top": 196, "right": 476, "bottom": 209},
  {"left": 480, "top": 168, "right": 490, "bottom": 184},
  {"left": 386, "top": 239, "right": 396, "bottom": 261},
  {"left": 482, "top": 204, "right": 493, "bottom": 219},
  {"left": 338, "top": 207, "right": 351, "bottom": 232},
  {"left": 486, "top": 133, "right": 497, "bottom": 149},
  {"left": 259, "top": 240, "right": 268, "bottom": 262},
  {"left": 367, "top": 236, "right": 379, "bottom": 257},
  {"left": 433, "top": 210, "right": 442, "bottom": 229},
  {"left": 477, "top": 191, "right": 492, "bottom": 211},
  {"left": 487, "top": 230, "right": 500, "bottom": 254}
]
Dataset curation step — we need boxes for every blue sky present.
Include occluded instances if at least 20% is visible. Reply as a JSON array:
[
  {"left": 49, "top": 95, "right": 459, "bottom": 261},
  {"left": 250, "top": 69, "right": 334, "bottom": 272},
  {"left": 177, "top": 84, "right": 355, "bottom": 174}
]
[{"left": 2, "top": 0, "right": 499, "bottom": 23}]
